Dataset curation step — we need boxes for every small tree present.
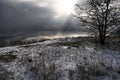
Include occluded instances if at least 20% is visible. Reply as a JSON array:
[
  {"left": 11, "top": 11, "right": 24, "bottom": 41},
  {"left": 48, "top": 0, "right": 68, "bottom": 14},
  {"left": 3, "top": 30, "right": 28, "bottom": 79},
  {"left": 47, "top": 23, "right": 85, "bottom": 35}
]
[{"left": 74, "top": 0, "right": 120, "bottom": 45}]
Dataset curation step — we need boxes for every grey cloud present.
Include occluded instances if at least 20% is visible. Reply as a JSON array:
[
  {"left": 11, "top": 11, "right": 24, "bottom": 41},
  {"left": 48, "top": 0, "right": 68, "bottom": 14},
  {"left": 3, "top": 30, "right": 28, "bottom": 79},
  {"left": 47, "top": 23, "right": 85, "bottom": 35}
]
[
  {"left": 0, "top": 0, "right": 82, "bottom": 35},
  {"left": 0, "top": 1, "right": 56, "bottom": 33}
]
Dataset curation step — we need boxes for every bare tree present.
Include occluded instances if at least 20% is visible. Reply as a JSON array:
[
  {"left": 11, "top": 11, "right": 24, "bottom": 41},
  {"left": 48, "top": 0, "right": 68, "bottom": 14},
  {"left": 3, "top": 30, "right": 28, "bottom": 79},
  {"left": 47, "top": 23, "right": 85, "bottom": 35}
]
[{"left": 74, "top": 0, "right": 120, "bottom": 45}]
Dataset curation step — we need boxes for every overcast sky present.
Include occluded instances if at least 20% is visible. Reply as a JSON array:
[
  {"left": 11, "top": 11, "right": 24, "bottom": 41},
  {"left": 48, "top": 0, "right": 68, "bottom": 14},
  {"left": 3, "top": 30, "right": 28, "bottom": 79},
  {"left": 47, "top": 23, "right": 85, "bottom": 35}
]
[{"left": 0, "top": 0, "right": 84, "bottom": 35}]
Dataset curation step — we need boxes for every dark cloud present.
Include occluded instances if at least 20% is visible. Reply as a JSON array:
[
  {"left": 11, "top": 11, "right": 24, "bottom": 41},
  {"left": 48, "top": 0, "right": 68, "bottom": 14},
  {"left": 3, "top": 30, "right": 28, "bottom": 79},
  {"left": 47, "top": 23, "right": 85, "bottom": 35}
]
[{"left": 0, "top": 0, "right": 82, "bottom": 35}]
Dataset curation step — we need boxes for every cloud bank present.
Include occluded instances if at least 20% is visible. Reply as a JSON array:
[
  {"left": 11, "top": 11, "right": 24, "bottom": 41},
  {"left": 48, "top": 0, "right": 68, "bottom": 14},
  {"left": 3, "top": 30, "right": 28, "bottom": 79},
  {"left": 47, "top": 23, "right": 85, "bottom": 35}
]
[{"left": 0, "top": 0, "right": 82, "bottom": 35}]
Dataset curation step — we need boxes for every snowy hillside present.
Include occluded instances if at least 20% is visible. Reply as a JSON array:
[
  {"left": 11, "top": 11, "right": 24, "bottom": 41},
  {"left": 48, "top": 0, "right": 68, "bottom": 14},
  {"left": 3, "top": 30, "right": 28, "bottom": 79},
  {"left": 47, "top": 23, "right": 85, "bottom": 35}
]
[{"left": 0, "top": 37, "right": 120, "bottom": 80}]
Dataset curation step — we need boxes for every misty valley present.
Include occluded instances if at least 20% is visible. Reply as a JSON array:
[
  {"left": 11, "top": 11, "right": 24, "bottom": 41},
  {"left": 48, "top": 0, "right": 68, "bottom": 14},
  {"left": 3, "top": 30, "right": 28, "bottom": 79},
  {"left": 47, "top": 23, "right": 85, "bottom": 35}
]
[{"left": 0, "top": 31, "right": 87, "bottom": 47}]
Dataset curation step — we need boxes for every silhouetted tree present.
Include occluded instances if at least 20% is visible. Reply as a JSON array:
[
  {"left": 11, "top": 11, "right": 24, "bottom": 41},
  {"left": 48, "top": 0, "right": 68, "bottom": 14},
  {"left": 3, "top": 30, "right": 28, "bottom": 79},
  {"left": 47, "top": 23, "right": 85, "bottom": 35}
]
[{"left": 74, "top": 0, "right": 120, "bottom": 45}]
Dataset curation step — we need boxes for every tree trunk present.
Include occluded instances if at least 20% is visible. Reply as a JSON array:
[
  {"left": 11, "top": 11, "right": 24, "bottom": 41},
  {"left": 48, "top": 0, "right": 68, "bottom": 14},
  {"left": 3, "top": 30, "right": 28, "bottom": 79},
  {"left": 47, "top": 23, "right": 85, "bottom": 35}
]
[
  {"left": 99, "top": 34, "right": 105, "bottom": 45},
  {"left": 100, "top": 38, "right": 105, "bottom": 45}
]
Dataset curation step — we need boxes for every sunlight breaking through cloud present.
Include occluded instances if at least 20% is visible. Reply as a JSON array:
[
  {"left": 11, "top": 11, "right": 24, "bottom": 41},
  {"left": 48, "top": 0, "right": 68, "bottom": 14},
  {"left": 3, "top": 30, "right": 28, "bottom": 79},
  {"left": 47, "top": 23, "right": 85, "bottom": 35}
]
[{"left": 16, "top": 0, "right": 77, "bottom": 18}]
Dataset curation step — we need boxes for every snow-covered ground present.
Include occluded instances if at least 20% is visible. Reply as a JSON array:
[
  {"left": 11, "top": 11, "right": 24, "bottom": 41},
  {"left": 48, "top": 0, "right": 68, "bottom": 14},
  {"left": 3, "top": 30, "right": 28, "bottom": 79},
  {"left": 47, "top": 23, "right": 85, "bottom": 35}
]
[{"left": 0, "top": 38, "right": 120, "bottom": 80}]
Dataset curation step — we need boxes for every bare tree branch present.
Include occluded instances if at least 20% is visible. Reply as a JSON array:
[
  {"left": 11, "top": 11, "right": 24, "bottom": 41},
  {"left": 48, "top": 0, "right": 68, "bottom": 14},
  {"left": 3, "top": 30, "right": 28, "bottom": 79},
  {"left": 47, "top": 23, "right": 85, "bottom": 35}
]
[{"left": 74, "top": 0, "right": 120, "bottom": 45}]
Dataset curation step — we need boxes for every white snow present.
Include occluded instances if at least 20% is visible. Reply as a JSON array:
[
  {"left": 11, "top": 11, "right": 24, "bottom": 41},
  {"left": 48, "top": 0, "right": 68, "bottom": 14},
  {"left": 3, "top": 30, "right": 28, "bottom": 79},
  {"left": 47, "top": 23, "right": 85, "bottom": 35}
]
[{"left": 0, "top": 38, "right": 120, "bottom": 80}]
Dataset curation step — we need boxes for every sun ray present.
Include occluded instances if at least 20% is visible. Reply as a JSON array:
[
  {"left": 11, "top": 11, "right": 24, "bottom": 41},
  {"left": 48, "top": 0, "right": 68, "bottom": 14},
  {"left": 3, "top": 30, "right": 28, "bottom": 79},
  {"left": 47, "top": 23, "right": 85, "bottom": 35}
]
[{"left": 17, "top": 0, "right": 77, "bottom": 18}]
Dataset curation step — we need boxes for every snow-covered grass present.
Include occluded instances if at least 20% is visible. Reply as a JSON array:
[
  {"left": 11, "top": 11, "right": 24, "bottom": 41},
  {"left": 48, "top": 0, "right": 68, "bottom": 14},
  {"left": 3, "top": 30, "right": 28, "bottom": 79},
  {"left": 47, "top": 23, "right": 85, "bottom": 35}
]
[{"left": 0, "top": 37, "right": 120, "bottom": 80}]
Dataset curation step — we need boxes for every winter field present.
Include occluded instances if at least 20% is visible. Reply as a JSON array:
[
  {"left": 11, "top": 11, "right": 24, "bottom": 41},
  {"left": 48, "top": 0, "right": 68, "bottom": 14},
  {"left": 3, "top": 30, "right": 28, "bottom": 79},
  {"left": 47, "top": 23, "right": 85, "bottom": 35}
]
[{"left": 0, "top": 36, "right": 120, "bottom": 80}]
